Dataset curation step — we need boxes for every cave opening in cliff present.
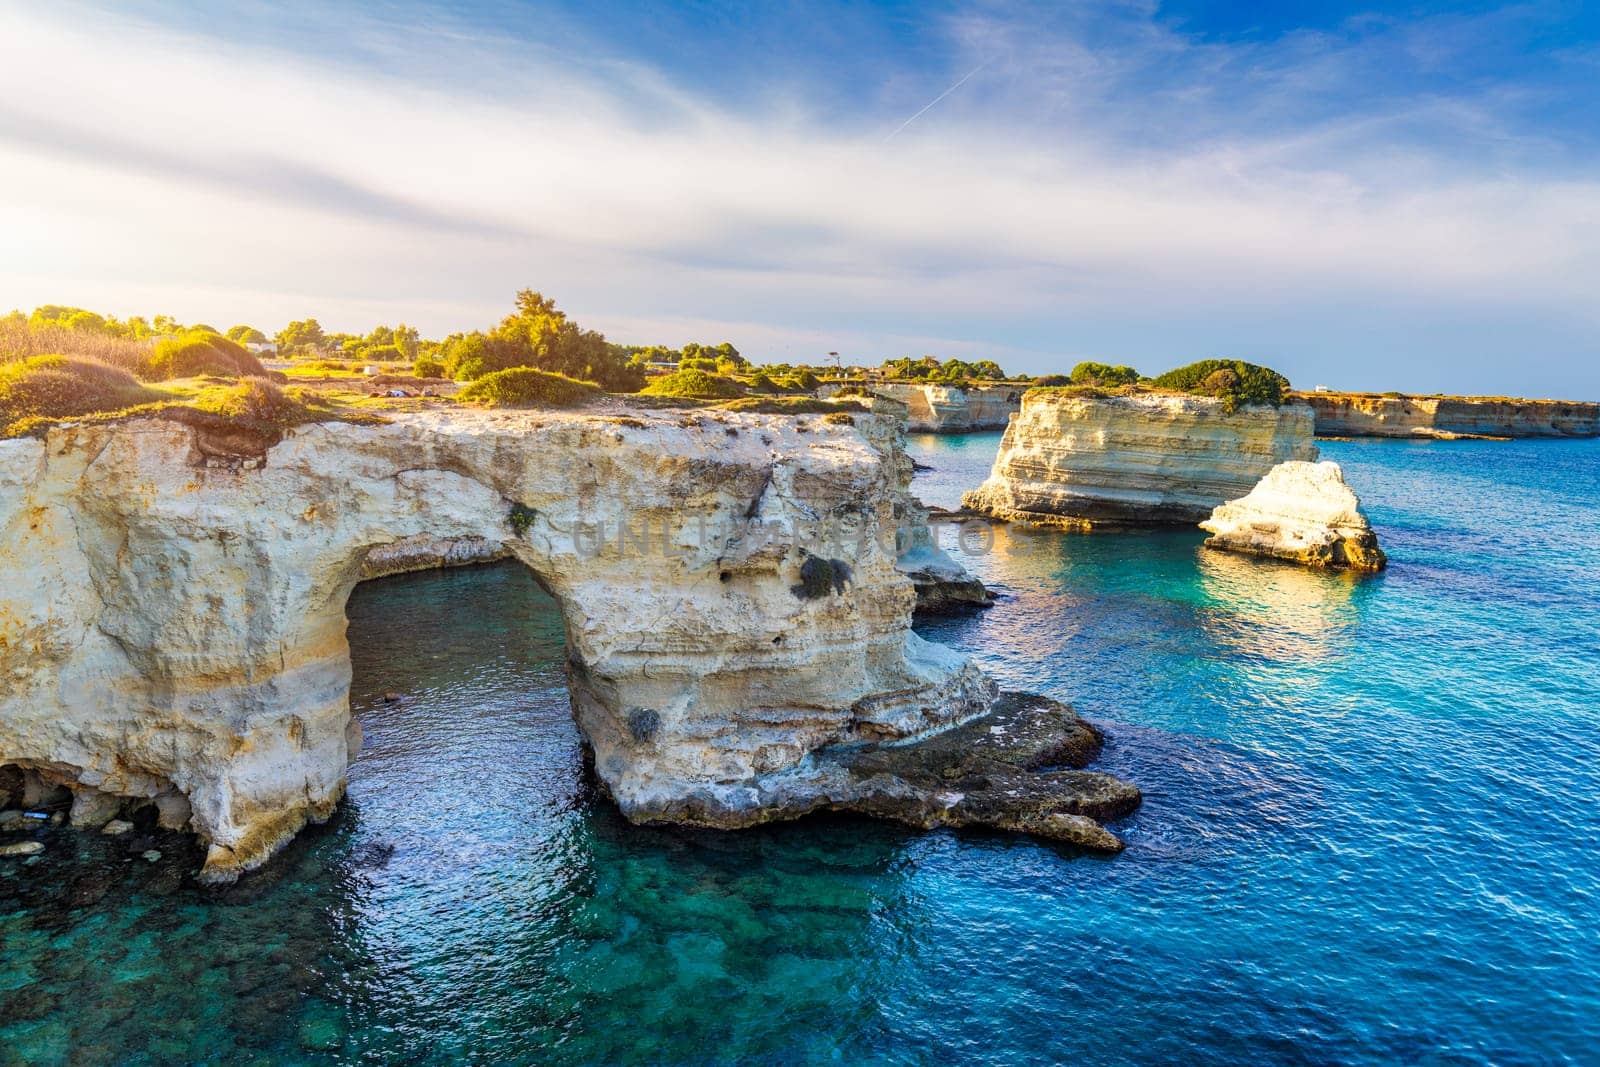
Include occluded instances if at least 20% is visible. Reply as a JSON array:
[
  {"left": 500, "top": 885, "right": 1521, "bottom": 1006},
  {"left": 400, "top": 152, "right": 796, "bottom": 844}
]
[{"left": 339, "top": 558, "right": 592, "bottom": 837}]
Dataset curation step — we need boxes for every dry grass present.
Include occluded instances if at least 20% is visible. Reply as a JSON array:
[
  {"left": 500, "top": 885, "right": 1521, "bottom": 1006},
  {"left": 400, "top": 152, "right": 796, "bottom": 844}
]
[{"left": 0, "top": 319, "right": 152, "bottom": 373}]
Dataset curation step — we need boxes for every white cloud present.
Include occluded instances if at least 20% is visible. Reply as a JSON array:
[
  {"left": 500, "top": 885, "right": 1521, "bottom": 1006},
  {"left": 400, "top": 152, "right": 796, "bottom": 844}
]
[{"left": 1, "top": 2, "right": 1597, "bottom": 394}]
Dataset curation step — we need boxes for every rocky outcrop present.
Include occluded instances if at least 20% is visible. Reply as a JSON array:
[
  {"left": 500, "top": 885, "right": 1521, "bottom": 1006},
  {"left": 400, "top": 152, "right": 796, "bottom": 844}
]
[
  {"left": 963, "top": 392, "right": 1319, "bottom": 529},
  {"left": 1200, "top": 461, "right": 1387, "bottom": 572},
  {"left": 0, "top": 405, "right": 1122, "bottom": 881},
  {"left": 357, "top": 534, "right": 511, "bottom": 578},
  {"left": 819, "top": 382, "right": 1023, "bottom": 432},
  {"left": 1299, "top": 392, "right": 1599, "bottom": 439}
]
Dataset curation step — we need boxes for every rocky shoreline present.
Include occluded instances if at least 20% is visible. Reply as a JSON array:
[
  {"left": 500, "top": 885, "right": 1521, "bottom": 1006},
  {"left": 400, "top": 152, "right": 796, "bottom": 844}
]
[{"left": 1299, "top": 391, "right": 1599, "bottom": 439}]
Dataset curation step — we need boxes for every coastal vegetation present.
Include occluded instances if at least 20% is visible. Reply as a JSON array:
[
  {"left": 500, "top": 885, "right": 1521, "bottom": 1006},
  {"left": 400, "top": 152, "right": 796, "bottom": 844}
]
[
  {"left": 0, "top": 356, "right": 162, "bottom": 436},
  {"left": 1151, "top": 359, "right": 1289, "bottom": 410},
  {"left": 879, "top": 355, "right": 1010, "bottom": 383},
  {"left": 1028, "top": 358, "right": 1291, "bottom": 411},
  {"left": 140, "top": 333, "right": 268, "bottom": 382},
  {"left": 5, "top": 293, "right": 1310, "bottom": 440},
  {"left": 456, "top": 367, "right": 602, "bottom": 409},
  {"left": 1070, "top": 362, "right": 1142, "bottom": 387},
  {"left": 640, "top": 368, "right": 747, "bottom": 400}
]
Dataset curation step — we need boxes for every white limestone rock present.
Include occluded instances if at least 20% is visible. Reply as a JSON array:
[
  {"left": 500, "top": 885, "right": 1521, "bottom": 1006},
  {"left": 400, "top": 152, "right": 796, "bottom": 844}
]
[
  {"left": 1199, "top": 460, "right": 1387, "bottom": 572},
  {"left": 0, "top": 407, "right": 1002, "bottom": 882},
  {"left": 964, "top": 392, "right": 1318, "bottom": 528}
]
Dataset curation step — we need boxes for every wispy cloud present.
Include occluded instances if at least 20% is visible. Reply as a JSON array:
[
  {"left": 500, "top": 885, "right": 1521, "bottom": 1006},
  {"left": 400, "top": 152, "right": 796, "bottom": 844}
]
[{"left": 1, "top": 1, "right": 1597, "bottom": 394}]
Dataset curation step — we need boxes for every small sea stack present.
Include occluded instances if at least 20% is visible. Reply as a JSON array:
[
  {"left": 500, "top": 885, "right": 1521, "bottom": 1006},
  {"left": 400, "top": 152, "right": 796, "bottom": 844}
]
[{"left": 1199, "top": 460, "right": 1386, "bottom": 572}]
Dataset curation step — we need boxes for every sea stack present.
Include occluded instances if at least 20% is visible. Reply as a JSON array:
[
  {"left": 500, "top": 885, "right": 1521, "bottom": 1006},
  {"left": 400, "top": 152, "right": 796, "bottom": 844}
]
[
  {"left": 1200, "top": 460, "right": 1387, "bottom": 571},
  {"left": 963, "top": 391, "right": 1318, "bottom": 529}
]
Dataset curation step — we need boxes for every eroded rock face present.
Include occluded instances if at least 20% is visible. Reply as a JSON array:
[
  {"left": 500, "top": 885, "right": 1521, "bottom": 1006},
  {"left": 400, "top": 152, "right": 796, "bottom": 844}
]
[
  {"left": 0, "top": 406, "right": 1052, "bottom": 882},
  {"left": 1200, "top": 460, "right": 1387, "bottom": 572},
  {"left": 820, "top": 383, "right": 1023, "bottom": 432},
  {"left": 1299, "top": 392, "right": 1599, "bottom": 439},
  {"left": 963, "top": 392, "right": 1319, "bottom": 529}
]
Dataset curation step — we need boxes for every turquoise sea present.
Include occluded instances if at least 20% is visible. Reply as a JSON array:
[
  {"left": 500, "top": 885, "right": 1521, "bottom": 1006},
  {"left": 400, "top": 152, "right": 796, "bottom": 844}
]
[{"left": 3, "top": 433, "right": 1599, "bottom": 1065}]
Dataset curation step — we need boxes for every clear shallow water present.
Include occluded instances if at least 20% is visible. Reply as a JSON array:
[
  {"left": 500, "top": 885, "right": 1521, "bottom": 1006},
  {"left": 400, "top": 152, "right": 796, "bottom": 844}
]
[{"left": 4, "top": 435, "right": 1600, "bottom": 1065}]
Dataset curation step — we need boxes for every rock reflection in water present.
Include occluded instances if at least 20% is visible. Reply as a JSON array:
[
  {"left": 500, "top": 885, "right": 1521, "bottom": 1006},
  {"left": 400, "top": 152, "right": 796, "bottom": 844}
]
[{"left": 1193, "top": 548, "right": 1367, "bottom": 665}]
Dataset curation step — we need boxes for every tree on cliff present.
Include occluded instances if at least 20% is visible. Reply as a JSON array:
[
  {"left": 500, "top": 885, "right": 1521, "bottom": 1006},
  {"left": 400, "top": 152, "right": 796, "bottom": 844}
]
[
  {"left": 469, "top": 289, "right": 642, "bottom": 392},
  {"left": 1070, "top": 362, "right": 1142, "bottom": 387},
  {"left": 1153, "top": 359, "right": 1289, "bottom": 409}
]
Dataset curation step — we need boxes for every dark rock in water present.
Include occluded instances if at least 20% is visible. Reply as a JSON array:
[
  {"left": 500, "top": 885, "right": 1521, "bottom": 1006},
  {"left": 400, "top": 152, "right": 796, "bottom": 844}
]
[
  {"left": 830, "top": 692, "right": 1140, "bottom": 850},
  {"left": 912, "top": 460, "right": 935, "bottom": 472},
  {"left": 381, "top": 692, "right": 403, "bottom": 704},
  {"left": 907, "top": 569, "right": 998, "bottom": 615},
  {"left": 639, "top": 692, "right": 1141, "bottom": 852}
]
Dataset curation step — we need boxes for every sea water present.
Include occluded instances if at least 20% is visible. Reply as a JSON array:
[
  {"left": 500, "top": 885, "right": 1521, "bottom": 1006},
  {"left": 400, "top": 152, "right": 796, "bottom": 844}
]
[{"left": 2, "top": 434, "right": 1598, "bottom": 1065}]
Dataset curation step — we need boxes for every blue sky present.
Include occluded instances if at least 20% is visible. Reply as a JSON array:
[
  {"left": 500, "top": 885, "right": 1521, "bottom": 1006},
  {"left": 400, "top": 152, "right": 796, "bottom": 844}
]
[{"left": 2, "top": 0, "right": 1598, "bottom": 394}]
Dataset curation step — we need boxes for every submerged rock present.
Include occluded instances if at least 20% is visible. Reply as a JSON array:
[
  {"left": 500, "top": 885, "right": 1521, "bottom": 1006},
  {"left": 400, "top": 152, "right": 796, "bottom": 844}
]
[
  {"left": 1200, "top": 460, "right": 1387, "bottom": 572},
  {"left": 964, "top": 392, "right": 1318, "bottom": 529},
  {"left": 100, "top": 819, "right": 135, "bottom": 835},
  {"left": 1, "top": 841, "right": 44, "bottom": 857}
]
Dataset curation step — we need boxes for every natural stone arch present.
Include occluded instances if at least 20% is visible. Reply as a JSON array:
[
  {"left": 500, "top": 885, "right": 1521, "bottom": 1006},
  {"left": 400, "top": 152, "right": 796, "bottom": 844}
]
[{"left": 1, "top": 409, "right": 1015, "bottom": 881}]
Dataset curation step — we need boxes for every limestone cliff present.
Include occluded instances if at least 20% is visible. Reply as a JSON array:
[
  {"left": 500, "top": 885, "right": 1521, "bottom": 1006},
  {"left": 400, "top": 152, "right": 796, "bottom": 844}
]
[
  {"left": 1200, "top": 461, "right": 1386, "bottom": 572},
  {"left": 0, "top": 405, "right": 1126, "bottom": 880},
  {"left": 820, "top": 383, "right": 1023, "bottom": 432},
  {"left": 1299, "top": 392, "right": 1599, "bottom": 439},
  {"left": 963, "top": 392, "right": 1319, "bottom": 528}
]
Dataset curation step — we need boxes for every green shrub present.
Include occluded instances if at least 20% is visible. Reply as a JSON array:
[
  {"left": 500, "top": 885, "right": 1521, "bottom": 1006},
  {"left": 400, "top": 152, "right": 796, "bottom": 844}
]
[
  {"left": 142, "top": 333, "right": 266, "bottom": 381},
  {"left": 456, "top": 367, "right": 602, "bottom": 408},
  {"left": 1033, "top": 374, "right": 1072, "bottom": 387},
  {"left": 189, "top": 378, "right": 315, "bottom": 427},
  {"left": 1, "top": 355, "right": 162, "bottom": 434},
  {"left": 1070, "top": 361, "right": 1141, "bottom": 386},
  {"left": 442, "top": 334, "right": 491, "bottom": 380},
  {"left": 640, "top": 369, "right": 746, "bottom": 400},
  {"left": 412, "top": 356, "right": 446, "bottom": 379},
  {"left": 747, "top": 373, "right": 779, "bottom": 394},
  {"left": 679, "top": 357, "right": 719, "bottom": 372},
  {"left": 1152, "top": 359, "right": 1289, "bottom": 409}
]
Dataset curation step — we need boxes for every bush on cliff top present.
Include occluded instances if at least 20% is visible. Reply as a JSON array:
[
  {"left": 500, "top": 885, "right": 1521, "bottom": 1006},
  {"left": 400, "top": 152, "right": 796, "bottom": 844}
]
[
  {"left": 456, "top": 366, "right": 602, "bottom": 408},
  {"left": 186, "top": 378, "right": 318, "bottom": 427},
  {"left": 640, "top": 369, "right": 746, "bottom": 400},
  {"left": 0, "top": 355, "right": 163, "bottom": 435},
  {"left": 1153, "top": 359, "right": 1289, "bottom": 409},
  {"left": 1070, "top": 361, "right": 1142, "bottom": 386},
  {"left": 141, "top": 333, "right": 267, "bottom": 382}
]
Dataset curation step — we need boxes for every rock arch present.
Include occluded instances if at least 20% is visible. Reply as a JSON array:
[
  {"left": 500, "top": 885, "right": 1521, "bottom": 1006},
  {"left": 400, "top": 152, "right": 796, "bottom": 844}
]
[{"left": 2, "top": 408, "right": 1014, "bottom": 881}]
